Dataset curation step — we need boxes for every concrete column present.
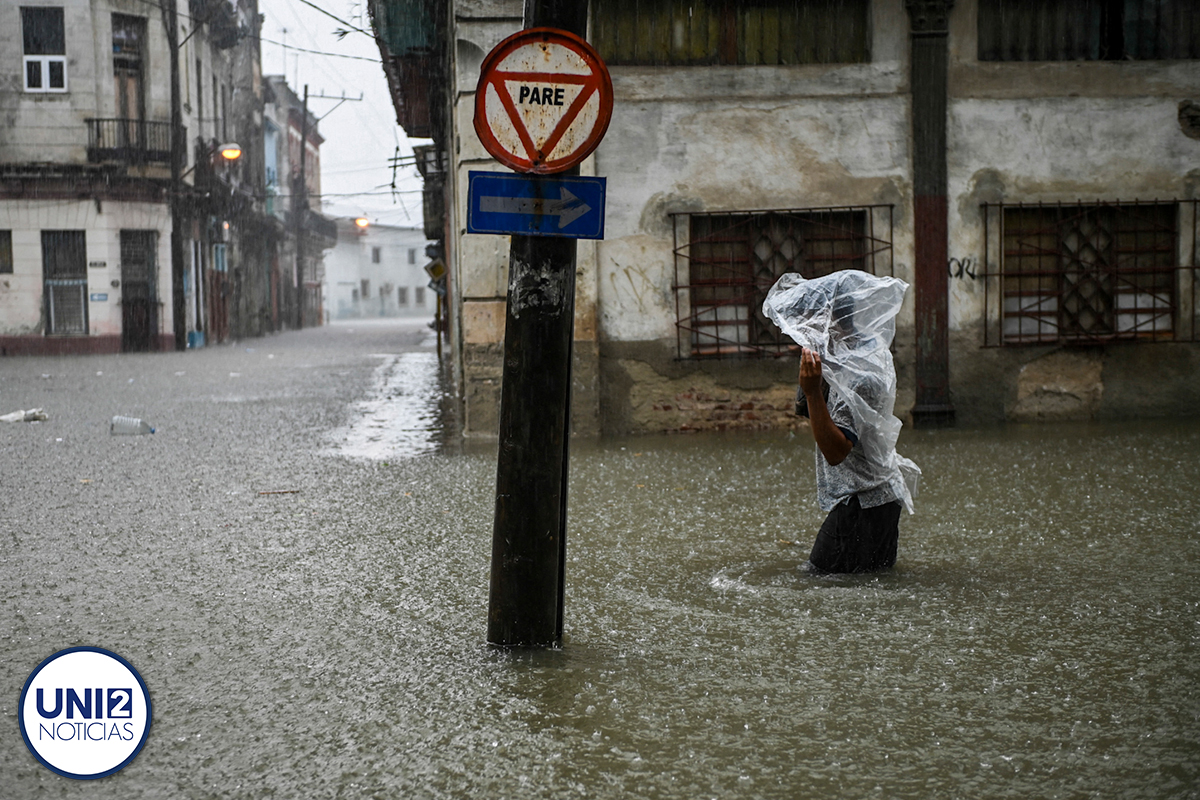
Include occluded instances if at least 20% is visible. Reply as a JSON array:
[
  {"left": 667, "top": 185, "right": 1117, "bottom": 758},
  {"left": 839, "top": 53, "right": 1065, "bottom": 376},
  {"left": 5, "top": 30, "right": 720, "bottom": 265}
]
[{"left": 906, "top": 0, "right": 956, "bottom": 427}]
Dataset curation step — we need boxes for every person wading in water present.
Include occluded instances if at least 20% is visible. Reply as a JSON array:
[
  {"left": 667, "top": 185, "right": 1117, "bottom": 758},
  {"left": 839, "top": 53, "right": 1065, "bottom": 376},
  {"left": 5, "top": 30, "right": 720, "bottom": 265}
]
[{"left": 764, "top": 270, "right": 920, "bottom": 574}]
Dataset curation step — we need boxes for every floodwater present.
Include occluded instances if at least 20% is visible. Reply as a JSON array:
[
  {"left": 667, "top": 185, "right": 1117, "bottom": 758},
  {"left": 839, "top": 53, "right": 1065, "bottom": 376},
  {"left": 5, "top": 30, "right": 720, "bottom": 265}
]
[
  {"left": 2, "top": 324, "right": 1197, "bottom": 798},
  {"left": 326, "top": 350, "right": 452, "bottom": 460}
]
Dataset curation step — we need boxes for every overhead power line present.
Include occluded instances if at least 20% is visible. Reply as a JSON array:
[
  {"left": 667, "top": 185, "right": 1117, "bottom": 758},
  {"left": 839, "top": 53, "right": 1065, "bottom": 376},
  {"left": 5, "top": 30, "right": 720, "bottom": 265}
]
[
  {"left": 260, "top": 36, "right": 380, "bottom": 63},
  {"left": 293, "top": 0, "right": 373, "bottom": 38}
]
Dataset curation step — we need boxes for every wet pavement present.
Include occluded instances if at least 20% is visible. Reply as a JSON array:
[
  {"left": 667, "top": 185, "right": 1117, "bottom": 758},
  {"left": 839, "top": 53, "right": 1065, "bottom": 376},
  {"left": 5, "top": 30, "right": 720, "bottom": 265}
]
[{"left": 2, "top": 321, "right": 1198, "bottom": 799}]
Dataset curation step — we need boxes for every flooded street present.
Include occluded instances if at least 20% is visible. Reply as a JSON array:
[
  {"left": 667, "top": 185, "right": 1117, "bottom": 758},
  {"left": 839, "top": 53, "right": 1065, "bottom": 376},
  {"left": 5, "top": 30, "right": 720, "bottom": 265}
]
[{"left": 2, "top": 321, "right": 1198, "bottom": 799}]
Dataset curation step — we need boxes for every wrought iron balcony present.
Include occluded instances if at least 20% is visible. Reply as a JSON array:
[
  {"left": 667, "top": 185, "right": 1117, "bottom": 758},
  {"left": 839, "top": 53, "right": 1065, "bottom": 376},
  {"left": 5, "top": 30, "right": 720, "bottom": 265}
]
[{"left": 86, "top": 119, "right": 179, "bottom": 165}]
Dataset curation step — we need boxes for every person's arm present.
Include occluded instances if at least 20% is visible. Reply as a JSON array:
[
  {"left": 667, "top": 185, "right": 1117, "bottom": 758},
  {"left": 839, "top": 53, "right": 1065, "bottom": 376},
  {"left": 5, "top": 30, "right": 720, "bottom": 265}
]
[{"left": 799, "top": 348, "right": 853, "bottom": 466}]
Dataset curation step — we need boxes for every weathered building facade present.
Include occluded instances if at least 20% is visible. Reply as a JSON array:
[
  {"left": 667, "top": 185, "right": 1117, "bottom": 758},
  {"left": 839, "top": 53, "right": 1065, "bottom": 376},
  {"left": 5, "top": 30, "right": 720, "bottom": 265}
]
[
  {"left": 0, "top": 0, "right": 333, "bottom": 354},
  {"left": 263, "top": 75, "right": 337, "bottom": 331},
  {"left": 1, "top": 0, "right": 180, "bottom": 352},
  {"left": 371, "top": 0, "right": 1200, "bottom": 436}
]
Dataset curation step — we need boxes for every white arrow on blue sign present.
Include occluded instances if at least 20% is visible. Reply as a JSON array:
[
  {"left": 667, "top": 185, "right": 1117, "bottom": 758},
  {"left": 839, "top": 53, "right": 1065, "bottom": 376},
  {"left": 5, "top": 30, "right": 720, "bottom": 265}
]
[{"left": 467, "top": 171, "right": 606, "bottom": 240}]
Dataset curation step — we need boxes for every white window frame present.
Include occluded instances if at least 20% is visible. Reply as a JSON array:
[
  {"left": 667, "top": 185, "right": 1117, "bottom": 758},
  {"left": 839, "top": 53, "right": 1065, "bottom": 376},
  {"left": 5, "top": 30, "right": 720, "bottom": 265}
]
[
  {"left": 22, "top": 5, "right": 68, "bottom": 94},
  {"left": 24, "top": 54, "right": 67, "bottom": 93}
]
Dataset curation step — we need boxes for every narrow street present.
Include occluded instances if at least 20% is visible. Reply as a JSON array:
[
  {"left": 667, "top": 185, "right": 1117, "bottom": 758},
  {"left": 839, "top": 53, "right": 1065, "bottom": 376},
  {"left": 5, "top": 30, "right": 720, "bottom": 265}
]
[{"left": 0, "top": 320, "right": 496, "bottom": 797}]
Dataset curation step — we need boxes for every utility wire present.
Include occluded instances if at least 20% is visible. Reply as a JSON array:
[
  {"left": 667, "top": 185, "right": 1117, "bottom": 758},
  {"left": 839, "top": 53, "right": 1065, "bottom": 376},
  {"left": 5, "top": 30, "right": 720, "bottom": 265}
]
[
  {"left": 260, "top": 36, "right": 380, "bottom": 62},
  {"left": 266, "top": 189, "right": 423, "bottom": 199},
  {"left": 292, "top": 0, "right": 373, "bottom": 38}
]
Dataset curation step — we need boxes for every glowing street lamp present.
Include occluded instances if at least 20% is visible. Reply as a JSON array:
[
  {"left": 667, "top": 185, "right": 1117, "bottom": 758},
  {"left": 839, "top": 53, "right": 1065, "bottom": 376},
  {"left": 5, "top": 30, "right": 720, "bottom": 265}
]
[
  {"left": 354, "top": 217, "right": 369, "bottom": 229},
  {"left": 179, "top": 141, "right": 243, "bottom": 179}
]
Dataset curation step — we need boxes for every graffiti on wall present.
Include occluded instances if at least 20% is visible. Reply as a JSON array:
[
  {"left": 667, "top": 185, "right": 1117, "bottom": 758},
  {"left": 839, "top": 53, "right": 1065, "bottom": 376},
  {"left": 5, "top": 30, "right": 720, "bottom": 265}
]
[{"left": 948, "top": 257, "right": 979, "bottom": 280}]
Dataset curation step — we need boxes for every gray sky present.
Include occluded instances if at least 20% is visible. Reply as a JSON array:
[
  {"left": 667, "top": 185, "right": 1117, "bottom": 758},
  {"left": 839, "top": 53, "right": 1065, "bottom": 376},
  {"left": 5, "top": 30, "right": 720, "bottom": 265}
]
[{"left": 256, "top": 0, "right": 429, "bottom": 228}]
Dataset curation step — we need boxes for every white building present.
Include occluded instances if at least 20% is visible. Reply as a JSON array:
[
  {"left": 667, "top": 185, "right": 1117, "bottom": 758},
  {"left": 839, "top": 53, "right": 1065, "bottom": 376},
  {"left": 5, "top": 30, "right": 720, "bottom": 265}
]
[{"left": 323, "top": 218, "right": 434, "bottom": 321}]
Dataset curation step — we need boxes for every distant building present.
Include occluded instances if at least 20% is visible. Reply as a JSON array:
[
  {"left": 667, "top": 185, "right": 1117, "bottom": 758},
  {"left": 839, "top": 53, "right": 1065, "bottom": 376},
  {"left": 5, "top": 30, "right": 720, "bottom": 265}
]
[
  {"left": 323, "top": 219, "right": 434, "bottom": 321},
  {"left": 371, "top": 0, "right": 1200, "bottom": 435},
  {"left": 263, "top": 76, "right": 337, "bottom": 330}
]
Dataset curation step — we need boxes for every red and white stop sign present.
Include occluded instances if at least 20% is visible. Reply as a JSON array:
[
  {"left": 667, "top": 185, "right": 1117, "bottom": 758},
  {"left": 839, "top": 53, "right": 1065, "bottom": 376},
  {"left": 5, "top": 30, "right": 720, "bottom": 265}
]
[{"left": 473, "top": 28, "right": 613, "bottom": 175}]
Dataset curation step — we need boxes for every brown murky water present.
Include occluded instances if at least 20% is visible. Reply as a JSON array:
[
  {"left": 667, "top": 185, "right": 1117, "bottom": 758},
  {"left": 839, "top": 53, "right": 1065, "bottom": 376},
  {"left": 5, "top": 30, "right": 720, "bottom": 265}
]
[
  {"left": 3, "top": 327, "right": 1196, "bottom": 798},
  {"left": 325, "top": 351, "right": 1200, "bottom": 798}
]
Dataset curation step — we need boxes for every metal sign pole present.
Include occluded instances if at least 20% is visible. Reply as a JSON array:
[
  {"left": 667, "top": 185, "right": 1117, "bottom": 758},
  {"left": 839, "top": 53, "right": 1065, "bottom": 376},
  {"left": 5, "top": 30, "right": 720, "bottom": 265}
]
[{"left": 487, "top": 1, "right": 590, "bottom": 648}]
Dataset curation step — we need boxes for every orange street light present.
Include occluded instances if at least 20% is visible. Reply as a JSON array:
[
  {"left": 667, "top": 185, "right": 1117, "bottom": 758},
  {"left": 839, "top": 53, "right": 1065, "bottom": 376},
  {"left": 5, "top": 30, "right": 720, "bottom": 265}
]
[{"left": 179, "top": 141, "right": 243, "bottom": 179}]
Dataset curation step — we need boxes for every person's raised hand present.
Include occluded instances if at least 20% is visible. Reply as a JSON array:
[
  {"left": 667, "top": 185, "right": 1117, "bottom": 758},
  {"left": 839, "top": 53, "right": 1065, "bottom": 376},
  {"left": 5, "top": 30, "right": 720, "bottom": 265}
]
[{"left": 799, "top": 348, "right": 823, "bottom": 398}]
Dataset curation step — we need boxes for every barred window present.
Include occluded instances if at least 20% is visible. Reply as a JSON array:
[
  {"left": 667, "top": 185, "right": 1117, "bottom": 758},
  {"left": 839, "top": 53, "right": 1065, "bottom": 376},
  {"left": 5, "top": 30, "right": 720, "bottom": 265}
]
[
  {"left": 0, "top": 231, "right": 12, "bottom": 274},
  {"left": 672, "top": 206, "right": 894, "bottom": 358},
  {"left": 42, "top": 230, "right": 87, "bottom": 335},
  {"left": 981, "top": 201, "right": 1200, "bottom": 346},
  {"left": 978, "top": 0, "right": 1200, "bottom": 61},
  {"left": 594, "top": 0, "right": 870, "bottom": 67}
]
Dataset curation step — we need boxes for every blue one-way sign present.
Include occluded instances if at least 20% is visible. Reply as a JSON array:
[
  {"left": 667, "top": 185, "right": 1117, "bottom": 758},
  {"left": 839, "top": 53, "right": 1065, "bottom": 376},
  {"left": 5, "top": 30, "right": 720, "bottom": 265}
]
[{"left": 467, "top": 171, "right": 606, "bottom": 240}]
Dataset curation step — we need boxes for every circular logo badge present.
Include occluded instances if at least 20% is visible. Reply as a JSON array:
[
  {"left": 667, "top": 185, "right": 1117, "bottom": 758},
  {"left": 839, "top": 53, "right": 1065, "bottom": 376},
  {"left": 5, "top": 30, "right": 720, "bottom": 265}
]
[{"left": 19, "top": 647, "right": 152, "bottom": 780}]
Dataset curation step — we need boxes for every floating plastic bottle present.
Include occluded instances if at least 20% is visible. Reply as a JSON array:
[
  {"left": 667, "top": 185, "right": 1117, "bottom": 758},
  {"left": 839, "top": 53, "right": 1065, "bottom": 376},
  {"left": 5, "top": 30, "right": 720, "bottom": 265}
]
[{"left": 110, "top": 416, "right": 155, "bottom": 435}]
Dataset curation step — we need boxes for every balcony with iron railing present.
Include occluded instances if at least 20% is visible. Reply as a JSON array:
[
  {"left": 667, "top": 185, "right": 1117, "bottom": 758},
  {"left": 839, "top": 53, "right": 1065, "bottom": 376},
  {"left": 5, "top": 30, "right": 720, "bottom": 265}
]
[{"left": 86, "top": 119, "right": 179, "bottom": 165}]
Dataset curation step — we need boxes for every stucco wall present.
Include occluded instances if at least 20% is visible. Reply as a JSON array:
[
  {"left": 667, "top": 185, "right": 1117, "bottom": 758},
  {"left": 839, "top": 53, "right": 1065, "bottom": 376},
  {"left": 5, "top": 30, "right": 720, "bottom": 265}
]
[
  {"left": 584, "top": 0, "right": 917, "bottom": 435},
  {"left": 450, "top": 2, "right": 604, "bottom": 437},
  {"left": 0, "top": 200, "right": 172, "bottom": 338},
  {"left": 445, "top": 0, "right": 1200, "bottom": 436},
  {"left": 0, "top": 0, "right": 176, "bottom": 163},
  {"left": 938, "top": 2, "right": 1200, "bottom": 424}
]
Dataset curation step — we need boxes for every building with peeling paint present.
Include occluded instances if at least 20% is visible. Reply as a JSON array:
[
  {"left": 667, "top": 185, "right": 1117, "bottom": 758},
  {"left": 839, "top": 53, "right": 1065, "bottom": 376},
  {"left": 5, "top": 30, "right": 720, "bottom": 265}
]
[
  {"left": 369, "top": 0, "right": 1200, "bottom": 436},
  {"left": 0, "top": 0, "right": 334, "bottom": 355}
]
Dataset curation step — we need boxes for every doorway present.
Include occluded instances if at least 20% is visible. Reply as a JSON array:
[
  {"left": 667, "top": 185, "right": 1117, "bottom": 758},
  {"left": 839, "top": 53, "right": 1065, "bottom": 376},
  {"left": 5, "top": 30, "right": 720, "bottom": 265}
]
[
  {"left": 120, "top": 230, "right": 158, "bottom": 351},
  {"left": 112, "top": 14, "right": 145, "bottom": 154}
]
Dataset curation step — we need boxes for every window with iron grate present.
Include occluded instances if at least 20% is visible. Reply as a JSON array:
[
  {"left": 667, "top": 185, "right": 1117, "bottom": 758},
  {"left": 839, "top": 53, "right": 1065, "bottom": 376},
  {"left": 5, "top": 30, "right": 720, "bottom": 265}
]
[
  {"left": 42, "top": 231, "right": 87, "bottom": 335},
  {"left": 991, "top": 202, "right": 1185, "bottom": 345},
  {"left": 672, "top": 207, "right": 893, "bottom": 358},
  {"left": 0, "top": 231, "right": 12, "bottom": 274},
  {"left": 594, "top": 0, "right": 870, "bottom": 67}
]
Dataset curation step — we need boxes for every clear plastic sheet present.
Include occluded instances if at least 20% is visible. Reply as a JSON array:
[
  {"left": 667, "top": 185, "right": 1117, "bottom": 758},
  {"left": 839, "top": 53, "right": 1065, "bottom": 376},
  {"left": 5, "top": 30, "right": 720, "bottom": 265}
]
[{"left": 763, "top": 270, "right": 920, "bottom": 512}]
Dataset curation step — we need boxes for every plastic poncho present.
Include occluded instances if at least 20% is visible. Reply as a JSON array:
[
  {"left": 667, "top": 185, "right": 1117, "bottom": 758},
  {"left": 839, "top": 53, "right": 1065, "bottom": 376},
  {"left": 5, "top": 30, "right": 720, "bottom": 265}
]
[{"left": 762, "top": 270, "right": 920, "bottom": 513}]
